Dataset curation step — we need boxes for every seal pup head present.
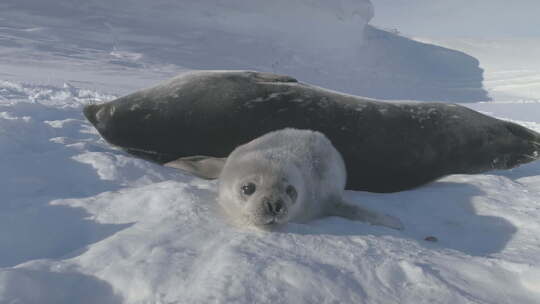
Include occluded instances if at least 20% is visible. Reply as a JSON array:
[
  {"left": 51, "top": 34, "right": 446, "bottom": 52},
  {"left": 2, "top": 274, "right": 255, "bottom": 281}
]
[{"left": 218, "top": 153, "right": 305, "bottom": 228}]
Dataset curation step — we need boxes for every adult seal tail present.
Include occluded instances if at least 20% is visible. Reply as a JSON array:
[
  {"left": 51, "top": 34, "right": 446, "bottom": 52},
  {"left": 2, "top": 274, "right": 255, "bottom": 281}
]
[{"left": 83, "top": 70, "right": 540, "bottom": 192}]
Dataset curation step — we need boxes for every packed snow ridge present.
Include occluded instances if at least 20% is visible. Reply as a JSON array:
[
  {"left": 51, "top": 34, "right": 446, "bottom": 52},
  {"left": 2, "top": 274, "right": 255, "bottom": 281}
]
[{"left": 2, "top": 0, "right": 488, "bottom": 101}]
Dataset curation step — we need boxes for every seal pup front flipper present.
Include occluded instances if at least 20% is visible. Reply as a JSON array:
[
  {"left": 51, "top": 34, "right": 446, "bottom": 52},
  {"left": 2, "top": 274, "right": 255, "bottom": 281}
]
[
  {"left": 165, "top": 156, "right": 226, "bottom": 179},
  {"left": 328, "top": 200, "right": 404, "bottom": 230}
]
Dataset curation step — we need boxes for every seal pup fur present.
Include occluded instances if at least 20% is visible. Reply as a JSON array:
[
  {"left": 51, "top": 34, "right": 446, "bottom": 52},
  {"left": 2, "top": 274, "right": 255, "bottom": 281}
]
[{"left": 216, "top": 128, "right": 403, "bottom": 229}]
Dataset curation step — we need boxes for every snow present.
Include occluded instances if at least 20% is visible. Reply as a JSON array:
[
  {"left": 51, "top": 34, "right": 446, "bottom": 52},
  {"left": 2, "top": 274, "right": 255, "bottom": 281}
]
[
  {"left": 370, "top": 0, "right": 540, "bottom": 39},
  {"left": 0, "top": 0, "right": 488, "bottom": 102},
  {"left": 416, "top": 38, "right": 540, "bottom": 101},
  {"left": 371, "top": 1, "right": 540, "bottom": 102},
  {"left": 1, "top": 1, "right": 540, "bottom": 304}
]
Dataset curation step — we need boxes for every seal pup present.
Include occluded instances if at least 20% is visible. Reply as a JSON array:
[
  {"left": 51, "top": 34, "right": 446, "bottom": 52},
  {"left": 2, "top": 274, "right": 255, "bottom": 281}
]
[
  {"left": 215, "top": 128, "right": 403, "bottom": 229},
  {"left": 83, "top": 70, "right": 540, "bottom": 192}
]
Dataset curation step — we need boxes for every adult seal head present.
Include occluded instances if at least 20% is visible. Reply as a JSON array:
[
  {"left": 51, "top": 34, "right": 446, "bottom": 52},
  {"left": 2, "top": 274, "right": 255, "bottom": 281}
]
[{"left": 214, "top": 128, "right": 403, "bottom": 229}]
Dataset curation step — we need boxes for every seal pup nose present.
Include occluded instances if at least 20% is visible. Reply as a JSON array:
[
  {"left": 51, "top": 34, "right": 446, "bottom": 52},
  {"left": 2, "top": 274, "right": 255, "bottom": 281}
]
[
  {"left": 274, "top": 200, "right": 284, "bottom": 214},
  {"left": 264, "top": 198, "right": 285, "bottom": 215}
]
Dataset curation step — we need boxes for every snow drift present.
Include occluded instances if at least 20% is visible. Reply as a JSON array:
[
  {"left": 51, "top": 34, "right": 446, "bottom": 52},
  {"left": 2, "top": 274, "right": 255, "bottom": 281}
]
[
  {"left": 1, "top": 0, "right": 488, "bottom": 101},
  {"left": 418, "top": 37, "right": 540, "bottom": 101}
]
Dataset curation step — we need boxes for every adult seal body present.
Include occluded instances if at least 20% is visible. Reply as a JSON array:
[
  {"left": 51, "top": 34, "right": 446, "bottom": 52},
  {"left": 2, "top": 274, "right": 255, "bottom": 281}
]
[
  {"left": 216, "top": 128, "right": 402, "bottom": 229},
  {"left": 83, "top": 70, "right": 540, "bottom": 192}
]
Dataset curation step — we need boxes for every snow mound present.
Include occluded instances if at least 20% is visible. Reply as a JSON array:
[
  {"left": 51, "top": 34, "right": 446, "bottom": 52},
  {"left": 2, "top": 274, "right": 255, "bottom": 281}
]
[
  {"left": 418, "top": 38, "right": 540, "bottom": 101},
  {"left": 1, "top": 0, "right": 488, "bottom": 101}
]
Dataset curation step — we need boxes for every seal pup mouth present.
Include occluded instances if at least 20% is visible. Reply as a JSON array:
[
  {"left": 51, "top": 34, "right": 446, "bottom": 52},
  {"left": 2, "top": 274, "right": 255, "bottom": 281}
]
[{"left": 263, "top": 218, "right": 277, "bottom": 226}]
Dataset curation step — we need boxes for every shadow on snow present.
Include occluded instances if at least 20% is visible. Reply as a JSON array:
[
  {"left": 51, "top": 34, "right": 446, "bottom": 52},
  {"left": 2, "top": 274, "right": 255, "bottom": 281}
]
[{"left": 283, "top": 180, "right": 517, "bottom": 257}]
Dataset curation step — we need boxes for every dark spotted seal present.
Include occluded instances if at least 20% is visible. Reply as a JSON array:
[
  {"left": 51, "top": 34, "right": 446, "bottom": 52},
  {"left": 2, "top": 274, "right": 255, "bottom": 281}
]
[{"left": 83, "top": 70, "right": 540, "bottom": 192}]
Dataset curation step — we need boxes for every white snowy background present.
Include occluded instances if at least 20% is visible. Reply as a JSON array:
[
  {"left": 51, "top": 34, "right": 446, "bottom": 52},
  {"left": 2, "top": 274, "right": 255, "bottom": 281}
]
[{"left": 1, "top": 1, "right": 539, "bottom": 303}]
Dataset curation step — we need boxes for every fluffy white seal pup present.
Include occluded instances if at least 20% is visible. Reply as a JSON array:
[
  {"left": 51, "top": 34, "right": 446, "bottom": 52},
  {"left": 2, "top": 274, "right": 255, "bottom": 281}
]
[{"left": 216, "top": 128, "right": 403, "bottom": 229}]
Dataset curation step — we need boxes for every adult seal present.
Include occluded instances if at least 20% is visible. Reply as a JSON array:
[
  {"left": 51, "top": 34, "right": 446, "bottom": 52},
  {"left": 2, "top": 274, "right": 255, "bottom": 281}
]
[
  {"left": 83, "top": 70, "right": 540, "bottom": 192},
  {"left": 216, "top": 128, "right": 403, "bottom": 229}
]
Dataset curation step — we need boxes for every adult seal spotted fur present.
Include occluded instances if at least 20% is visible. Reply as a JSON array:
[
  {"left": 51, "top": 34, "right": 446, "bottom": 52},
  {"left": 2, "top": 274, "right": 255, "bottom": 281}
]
[
  {"left": 216, "top": 128, "right": 403, "bottom": 229},
  {"left": 83, "top": 70, "right": 540, "bottom": 192}
]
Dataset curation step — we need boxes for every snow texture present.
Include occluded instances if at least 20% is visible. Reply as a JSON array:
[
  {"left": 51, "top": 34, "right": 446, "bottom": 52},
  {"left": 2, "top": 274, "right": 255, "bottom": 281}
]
[
  {"left": 0, "top": 0, "right": 488, "bottom": 102},
  {"left": 417, "top": 38, "right": 540, "bottom": 102},
  {"left": 1, "top": 1, "right": 540, "bottom": 304},
  {"left": 371, "top": 0, "right": 540, "bottom": 39}
]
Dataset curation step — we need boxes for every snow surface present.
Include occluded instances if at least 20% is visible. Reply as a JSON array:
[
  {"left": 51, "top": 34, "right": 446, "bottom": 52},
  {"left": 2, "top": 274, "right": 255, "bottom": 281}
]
[
  {"left": 1, "top": 80, "right": 540, "bottom": 304},
  {"left": 417, "top": 38, "right": 540, "bottom": 102},
  {"left": 370, "top": 1, "right": 540, "bottom": 102},
  {"left": 370, "top": 0, "right": 540, "bottom": 39},
  {"left": 1, "top": 1, "right": 540, "bottom": 303},
  {"left": 0, "top": 0, "right": 488, "bottom": 102}
]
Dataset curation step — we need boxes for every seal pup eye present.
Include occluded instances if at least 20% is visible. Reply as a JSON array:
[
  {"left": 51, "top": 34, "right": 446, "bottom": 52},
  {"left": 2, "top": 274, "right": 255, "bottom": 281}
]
[
  {"left": 286, "top": 185, "right": 297, "bottom": 200},
  {"left": 241, "top": 183, "right": 256, "bottom": 195}
]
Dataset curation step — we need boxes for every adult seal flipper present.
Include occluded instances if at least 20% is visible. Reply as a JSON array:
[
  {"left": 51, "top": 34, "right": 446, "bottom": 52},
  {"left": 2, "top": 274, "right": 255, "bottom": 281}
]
[{"left": 83, "top": 70, "right": 540, "bottom": 192}]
